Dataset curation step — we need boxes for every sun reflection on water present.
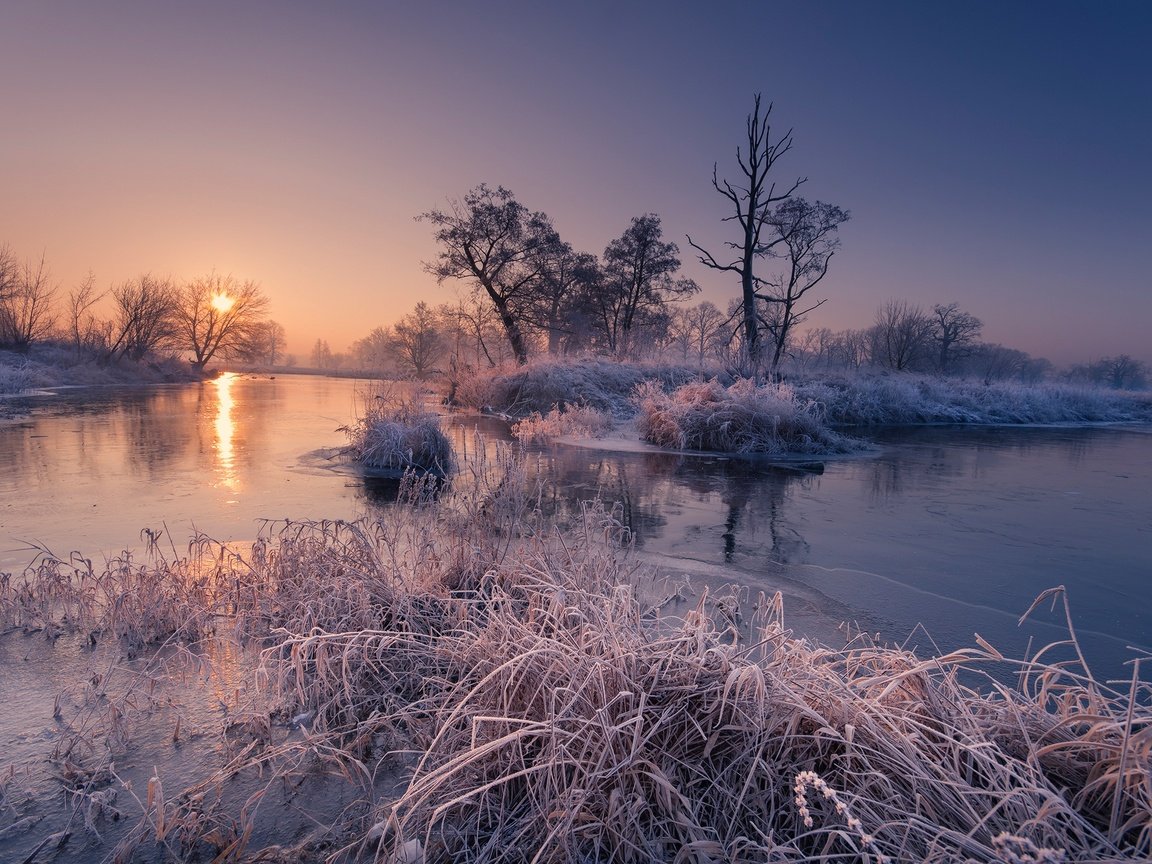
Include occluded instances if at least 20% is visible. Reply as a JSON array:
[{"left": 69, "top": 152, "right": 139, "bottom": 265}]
[{"left": 214, "top": 372, "right": 240, "bottom": 494}]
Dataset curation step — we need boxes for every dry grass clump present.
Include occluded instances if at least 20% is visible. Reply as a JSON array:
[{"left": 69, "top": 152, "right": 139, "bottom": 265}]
[
  {"left": 796, "top": 374, "right": 1152, "bottom": 426},
  {"left": 229, "top": 485, "right": 1150, "bottom": 862},
  {"left": 302, "top": 523, "right": 1149, "bottom": 864},
  {"left": 451, "top": 356, "right": 701, "bottom": 418},
  {"left": 637, "top": 378, "right": 863, "bottom": 455},
  {"left": 343, "top": 389, "right": 453, "bottom": 475},
  {"left": 510, "top": 404, "right": 614, "bottom": 443}
]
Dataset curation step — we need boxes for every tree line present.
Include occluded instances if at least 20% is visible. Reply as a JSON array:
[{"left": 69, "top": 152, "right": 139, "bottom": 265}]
[
  {"left": 0, "top": 244, "right": 284, "bottom": 369},
  {"left": 310, "top": 93, "right": 1139, "bottom": 390}
]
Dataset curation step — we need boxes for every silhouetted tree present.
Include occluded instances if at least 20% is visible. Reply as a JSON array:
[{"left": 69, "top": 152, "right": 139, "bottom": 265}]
[
  {"left": 971, "top": 343, "right": 1027, "bottom": 385},
  {"left": 1069, "top": 354, "right": 1148, "bottom": 389},
  {"left": 234, "top": 319, "right": 286, "bottom": 366},
  {"left": 930, "top": 302, "right": 983, "bottom": 373},
  {"left": 66, "top": 271, "right": 105, "bottom": 357},
  {"left": 420, "top": 184, "right": 562, "bottom": 364},
  {"left": 175, "top": 274, "right": 270, "bottom": 369},
  {"left": 872, "top": 300, "right": 932, "bottom": 371},
  {"left": 532, "top": 243, "right": 600, "bottom": 354},
  {"left": 668, "top": 301, "right": 724, "bottom": 367},
  {"left": 0, "top": 252, "right": 58, "bottom": 351},
  {"left": 106, "top": 274, "right": 179, "bottom": 362},
  {"left": 390, "top": 301, "right": 444, "bottom": 378},
  {"left": 596, "top": 214, "right": 699, "bottom": 356},
  {"left": 758, "top": 198, "right": 849, "bottom": 373},
  {"left": 311, "top": 338, "right": 333, "bottom": 369},
  {"left": 688, "top": 94, "right": 805, "bottom": 376},
  {"left": 0, "top": 245, "right": 17, "bottom": 306}
]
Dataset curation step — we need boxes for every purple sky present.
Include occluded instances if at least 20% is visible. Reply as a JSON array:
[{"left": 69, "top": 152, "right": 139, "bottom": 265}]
[{"left": 2, "top": 0, "right": 1149, "bottom": 364}]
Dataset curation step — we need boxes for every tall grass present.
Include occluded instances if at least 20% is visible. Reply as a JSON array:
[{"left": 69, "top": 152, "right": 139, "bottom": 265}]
[
  {"left": 451, "top": 357, "right": 702, "bottom": 418},
  {"left": 795, "top": 373, "right": 1152, "bottom": 426},
  {"left": 3, "top": 443, "right": 1150, "bottom": 863},
  {"left": 637, "top": 378, "right": 864, "bottom": 455}
]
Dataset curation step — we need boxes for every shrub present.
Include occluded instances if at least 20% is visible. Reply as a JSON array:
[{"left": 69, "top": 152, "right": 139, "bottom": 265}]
[
  {"left": 343, "top": 389, "right": 453, "bottom": 475},
  {"left": 796, "top": 372, "right": 1152, "bottom": 426},
  {"left": 451, "top": 356, "right": 702, "bottom": 417},
  {"left": 636, "top": 378, "right": 863, "bottom": 455}
]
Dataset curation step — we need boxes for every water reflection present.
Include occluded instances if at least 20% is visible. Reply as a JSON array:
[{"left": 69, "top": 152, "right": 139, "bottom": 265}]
[{"left": 213, "top": 372, "right": 239, "bottom": 493}]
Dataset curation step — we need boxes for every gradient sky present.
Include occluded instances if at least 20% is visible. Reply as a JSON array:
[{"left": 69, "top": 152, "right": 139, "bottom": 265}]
[{"left": 2, "top": 0, "right": 1149, "bottom": 364}]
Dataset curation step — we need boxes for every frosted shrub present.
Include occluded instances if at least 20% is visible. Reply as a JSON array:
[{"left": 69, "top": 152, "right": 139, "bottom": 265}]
[
  {"left": 452, "top": 356, "right": 700, "bottom": 417},
  {"left": 636, "top": 378, "right": 862, "bottom": 455},
  {"left": 795, "top": 373, "right": 1152, "bottom": 426},
  {"left": 343, "top": 391, "right": 452, "bottom": 474}
]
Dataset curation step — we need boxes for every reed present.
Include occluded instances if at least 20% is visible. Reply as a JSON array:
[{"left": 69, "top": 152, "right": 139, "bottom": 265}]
[
  {"left": 637, "top": 378, "right": 863, "bottom": 455},
  {"left": 3, "top": 443, "right": 1149, "bottom": 863},
  {"left": 343, "top": 386, "right": 453, "bottom": 475}
]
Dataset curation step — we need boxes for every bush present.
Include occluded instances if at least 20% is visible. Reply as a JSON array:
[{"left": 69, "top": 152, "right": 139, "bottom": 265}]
[
  {"left": 343, "top": 389, "right": 453, "bottom": 475},
  {"left": 451, "top": 356, "right": 702, "bottom": 417},
  {"left": 637, "top": 378, "right": 863, "bottom": 455},
  {"left": 795, "top": 372, "right": 1152, "bottom": 426}
]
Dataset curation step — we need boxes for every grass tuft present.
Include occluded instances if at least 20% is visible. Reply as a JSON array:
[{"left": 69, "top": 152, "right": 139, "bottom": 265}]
[
  {"left": 636, "top": 378, "right": 864, "bottom": 455},
  {"left": 343, "top": 386, "right": 453, "bottom": 475}
]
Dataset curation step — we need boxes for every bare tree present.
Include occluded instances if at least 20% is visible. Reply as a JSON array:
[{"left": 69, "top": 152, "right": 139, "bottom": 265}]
[
  {"left": 106, "top": 275, "right": 179, "bottom": 362},
  {"left": 0, "top": 244, "right": 17, "bottom": 306},
  {"left": 596, "top": 214, "right": 699, "bottom": 356},
  {"left": 758, "top": 198, "right": 849, "bottom": 373},
  {"left": 175, "top": 274, "right": 269, "bottom": 369},
  {"left": 1070, "top": 354, "right": 1148, "bottom": 389},
  {"left": 668, "top": 301, "right": 724, "bottom": 367},
  {"left": 233, "top": 319, "right": 287, "bottom": 366},
  {"left": 351, "top": 326, "right": 392, "bottom": 372},
  {"left": 972, "top": 343, "right": 1028, "bottom": 385},
  {"left": 688, "top": 94, "right": 805, "bottom": 376},
  {"left": 532, "top": 243, "right": 599, "bottom": 354},
  {"left": 311, "top": 338, "right": 333, "bottom": 370},
  {"left": 389, "top": 301, "right": 444, "bottom": 379},
  {"left": 872, "top": 300, "right": 932, "bottom": 371},
  {"left": 930, "top": 302, "right": 983, "bottom": 373},
  {"left": 67, "top": 270, "right": 105, "bottom": 357},
  {"left": 0, "top": 252, "right": 58, "bottom": 351},
  {"left": 420, "top": 184, "right": 562, "bottom": 364}
]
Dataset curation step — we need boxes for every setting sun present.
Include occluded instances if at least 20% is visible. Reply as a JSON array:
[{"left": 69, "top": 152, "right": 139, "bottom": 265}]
[{"left": 211, "top": 292, "right": 235, "bottom": 312}]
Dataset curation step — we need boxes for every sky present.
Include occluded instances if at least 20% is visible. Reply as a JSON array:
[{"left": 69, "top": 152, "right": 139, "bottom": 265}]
[{"left": 2, "top": 0, "right": 1149, "bottom": 365}]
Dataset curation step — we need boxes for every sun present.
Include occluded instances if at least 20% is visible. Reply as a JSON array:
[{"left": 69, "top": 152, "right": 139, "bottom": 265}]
[{"left": 211, "top": 293, "right": 235, "bottom": 312}]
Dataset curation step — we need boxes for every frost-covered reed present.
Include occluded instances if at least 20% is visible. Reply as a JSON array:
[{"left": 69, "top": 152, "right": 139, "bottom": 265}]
[
  {"left": 637, "top": 378, "right": 863, "bottom": 455},
  {"left": 796, "top": 373, "right": 1152, "bottom": 426},
  {"left": 3, "top": 444, "right": 1150, "bottom": 863},
  {"left": 343, "top": 387, "right": 453, "bottom": 475},
  {"left": 451, "top": 356, "right": 701, "bottom": 418}
]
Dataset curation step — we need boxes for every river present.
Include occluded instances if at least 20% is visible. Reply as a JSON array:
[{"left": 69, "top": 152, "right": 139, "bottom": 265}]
[
  {"left": 3, "top": 372, "right": 1149, "bottom": 676},
  {"left": 2, "top": 371, "right": 1150, "bottom": 860}
]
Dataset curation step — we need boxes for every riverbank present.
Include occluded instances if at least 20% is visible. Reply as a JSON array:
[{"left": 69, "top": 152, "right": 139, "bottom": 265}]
[
  {"left": 2, "top": 448, "right": 1148, "bottom": 863},
  {"left": 455, "top": 357, "right": 1152, "bottom": 455},
  {"left": 0, "top": 346, "right": 208, "bottom": 421}
]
